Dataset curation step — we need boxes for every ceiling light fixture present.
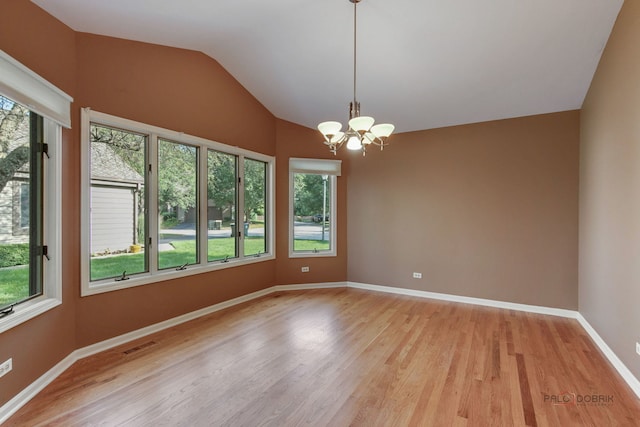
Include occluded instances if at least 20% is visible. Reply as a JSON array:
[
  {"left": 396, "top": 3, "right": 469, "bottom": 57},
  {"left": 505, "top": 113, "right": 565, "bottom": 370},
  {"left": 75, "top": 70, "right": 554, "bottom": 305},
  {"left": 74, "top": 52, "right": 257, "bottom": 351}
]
[{"left": 317, "top": 0, "right": 394, "bottom": 156}]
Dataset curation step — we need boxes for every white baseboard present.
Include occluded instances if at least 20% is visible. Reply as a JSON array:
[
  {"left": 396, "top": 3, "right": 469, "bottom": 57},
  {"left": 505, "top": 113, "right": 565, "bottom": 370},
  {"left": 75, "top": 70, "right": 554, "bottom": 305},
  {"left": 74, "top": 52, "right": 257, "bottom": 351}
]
[
  {"left": 346, "top": 281, "right": 579, "bottom": 318},
  {"left": 576, "top": 314, "right": 640, "bottom": 399},
  {"left": 0, "top": 352, "right": 76, "bottom": 425},
  {"left": 272, "top": 281, "right": 347, "bottom": 292},
  {"left": 74, "top": 286, "right": 277, "bottom": 360},
  {"left": 2, "top": 280, "right": 638, "bottom": 423}
]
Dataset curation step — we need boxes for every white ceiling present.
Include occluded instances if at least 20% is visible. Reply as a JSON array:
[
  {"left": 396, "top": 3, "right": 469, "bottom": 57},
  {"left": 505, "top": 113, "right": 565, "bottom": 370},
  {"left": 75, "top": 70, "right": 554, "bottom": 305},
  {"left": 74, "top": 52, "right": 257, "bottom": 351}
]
[{"left": 32, "top": 0, "right": 623, "bottom": 133}]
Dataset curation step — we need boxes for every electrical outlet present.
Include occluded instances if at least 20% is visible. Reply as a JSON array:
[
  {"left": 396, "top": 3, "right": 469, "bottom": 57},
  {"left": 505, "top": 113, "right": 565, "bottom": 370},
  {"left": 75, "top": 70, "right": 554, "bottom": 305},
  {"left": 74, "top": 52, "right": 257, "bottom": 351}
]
[
  {"left": 301, "top": 266, "right": 310, "bottom": 273},
  {"left": 636, "top": 342, "right": 640, "bottom": 356},
  {"left": 0, "top": 358, "right": 12, "bottom": 378},
  {"left": 412, "top": 272, "right": 422, "bottom": 279}
]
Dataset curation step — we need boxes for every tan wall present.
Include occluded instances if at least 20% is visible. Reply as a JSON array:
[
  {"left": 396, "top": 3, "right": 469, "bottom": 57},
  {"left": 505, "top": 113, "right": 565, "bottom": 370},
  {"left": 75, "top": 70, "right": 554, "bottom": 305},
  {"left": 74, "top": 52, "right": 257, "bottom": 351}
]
[
  {"left": 0, "top": 0, "right": 78, "bottom": 407},
  {"left": 0, "top": 0, "right": 592, "bottom": 411},
  {"left": 580, "top": 0, "right": 640, "bottom": 380},
  {"left": 274, "top": 120, "right": 348, "bottom": 285},
  {"left": 347, "top": 111, "right": 580, "bottom": 309}
]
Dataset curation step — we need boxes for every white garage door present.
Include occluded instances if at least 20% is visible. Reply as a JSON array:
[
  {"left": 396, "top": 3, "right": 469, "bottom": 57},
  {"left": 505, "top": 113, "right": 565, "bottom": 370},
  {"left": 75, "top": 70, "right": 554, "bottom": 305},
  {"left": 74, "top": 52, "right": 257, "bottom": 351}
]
[{"left": 91, "top": 185, "right": 135, "bottom": 254}]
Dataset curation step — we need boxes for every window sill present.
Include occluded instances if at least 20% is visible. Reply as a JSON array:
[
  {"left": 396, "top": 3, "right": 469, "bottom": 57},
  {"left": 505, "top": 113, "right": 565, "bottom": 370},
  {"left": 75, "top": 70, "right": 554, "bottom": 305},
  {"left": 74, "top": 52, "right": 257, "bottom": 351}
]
[
  {"left": 289, "top": 251, "right": 337, "bottom": 259},
  {"left": 0, "top": 297, "right": 62, "bottom": 334},
  {"left": 82, "top": 253, "right": 275, "bottom": 297}
]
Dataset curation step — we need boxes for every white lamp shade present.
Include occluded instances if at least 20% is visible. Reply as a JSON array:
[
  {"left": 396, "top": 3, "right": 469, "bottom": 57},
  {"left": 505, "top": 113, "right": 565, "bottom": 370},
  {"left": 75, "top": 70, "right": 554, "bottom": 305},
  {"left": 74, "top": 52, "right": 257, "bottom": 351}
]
[
  {"left": 348, "top": 116, "right": 374, "bottom": 133},
  {"left": 318, "top": 121, "right": 343, "bottom": 137},
  {"left": 363, "top": 132, "right": 375, "bottom": 144},
  {"left": 330, "top": 131, "right": 345, "bottom": 143},
  {"left": 370, "top": 123, "right": 395, "bottom": 138},
  {"left": 346, "top": 135, "right": 363, "bottom": 150}
]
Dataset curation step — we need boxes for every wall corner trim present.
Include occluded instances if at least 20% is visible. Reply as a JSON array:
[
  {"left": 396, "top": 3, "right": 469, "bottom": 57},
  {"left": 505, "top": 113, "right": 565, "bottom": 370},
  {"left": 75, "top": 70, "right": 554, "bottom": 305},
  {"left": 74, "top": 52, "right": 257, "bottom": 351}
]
[
  {"left": 576, "top": 313, "right": 640, "bottom": 399},
  {"left": 3, "top": 281, "right": 639, "bottom": 423}
]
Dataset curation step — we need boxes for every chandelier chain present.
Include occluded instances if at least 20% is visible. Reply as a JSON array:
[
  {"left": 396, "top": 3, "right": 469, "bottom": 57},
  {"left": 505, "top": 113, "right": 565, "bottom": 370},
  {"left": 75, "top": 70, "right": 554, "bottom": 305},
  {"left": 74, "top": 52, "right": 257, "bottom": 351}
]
[{"left": 353, "top": 0, "right": 357, "bottom": 105}]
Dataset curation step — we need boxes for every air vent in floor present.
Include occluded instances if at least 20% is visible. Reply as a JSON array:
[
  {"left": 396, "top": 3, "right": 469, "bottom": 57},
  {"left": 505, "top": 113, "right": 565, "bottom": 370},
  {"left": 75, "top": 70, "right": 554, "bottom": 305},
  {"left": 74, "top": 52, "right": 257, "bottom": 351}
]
[{"left": 123, "top": 340, "right": 157, "bottom": 355}]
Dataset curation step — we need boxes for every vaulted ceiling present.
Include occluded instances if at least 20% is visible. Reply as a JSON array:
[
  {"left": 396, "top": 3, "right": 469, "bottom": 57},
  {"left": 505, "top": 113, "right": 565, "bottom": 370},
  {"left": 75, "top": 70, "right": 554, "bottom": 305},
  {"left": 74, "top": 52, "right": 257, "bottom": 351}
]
[{"left": 33, "top": 0, "right": 623, "bottom": 133}]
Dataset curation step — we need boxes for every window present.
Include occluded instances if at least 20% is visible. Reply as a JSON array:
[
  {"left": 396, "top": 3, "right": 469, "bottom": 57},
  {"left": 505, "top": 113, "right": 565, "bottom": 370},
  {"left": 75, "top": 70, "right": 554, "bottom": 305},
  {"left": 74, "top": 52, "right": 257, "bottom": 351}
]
[
  {"left": 244, "top": 158, "right": 268, "bottom": 257},
  {"left": 0, "top": 97, "right": 44, "bottom": 310},
  {"left": 81, "top": 110, "right": 274, "bottom": 296},
  {"left": 289, "top": 158, "right": 340, "bottom": 257},
  {"left": 0, "top": 51, "right": 72, "bottom": 333},
  {"left": 18, "top": 182, "right": 30, "bottom": 229},
  {"left": 157, "top": 138, "right": 198, "bottom": 270},
  {"left": 89, "top": 124, "right": 148, "bottom": 281},
  {"left": 207, "top": 150, "right": 238, "bottom": 262},
  {"left": 11, "top": 181, "right": 30, "bottom": 235},
  {"left": 0, "top": 51, "right": 68, "bottom": 333}
]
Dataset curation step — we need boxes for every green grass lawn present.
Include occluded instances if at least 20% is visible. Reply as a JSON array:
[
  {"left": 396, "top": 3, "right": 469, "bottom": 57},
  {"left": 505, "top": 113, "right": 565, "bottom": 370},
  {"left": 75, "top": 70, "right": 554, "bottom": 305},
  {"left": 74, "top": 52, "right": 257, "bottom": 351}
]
[
  {"left": 91, "top": 237, "right": 268, "bottom": 280},
  {"left": 293, "top": 239, "right": 330, "bottom": 252},
  {"left": 0, "top": 266, "right": 29, "bottom": 306},
  {"left": 0, "top": 238, "right": 325, "bottom": 306}
]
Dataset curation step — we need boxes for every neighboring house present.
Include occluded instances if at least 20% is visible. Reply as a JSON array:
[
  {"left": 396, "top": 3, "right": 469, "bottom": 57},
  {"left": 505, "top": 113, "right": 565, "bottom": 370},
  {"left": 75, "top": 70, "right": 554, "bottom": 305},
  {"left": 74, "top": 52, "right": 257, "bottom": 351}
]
[
  {"left": 0, "top": 169, "right": 29, "bottom": 244},
  {"left": 90, "top": 142, "right": 144, "bottom": 254},
  {"left": 0, "top": 114, "right": 29, "bottom": 245}
]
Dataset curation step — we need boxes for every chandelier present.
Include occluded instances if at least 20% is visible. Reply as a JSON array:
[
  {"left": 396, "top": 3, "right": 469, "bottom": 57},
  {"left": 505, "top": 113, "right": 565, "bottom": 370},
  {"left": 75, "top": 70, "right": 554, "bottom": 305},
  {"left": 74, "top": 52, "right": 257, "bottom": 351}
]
[{"left": 317, "top": 0, "right": 395, "bottom": 156}]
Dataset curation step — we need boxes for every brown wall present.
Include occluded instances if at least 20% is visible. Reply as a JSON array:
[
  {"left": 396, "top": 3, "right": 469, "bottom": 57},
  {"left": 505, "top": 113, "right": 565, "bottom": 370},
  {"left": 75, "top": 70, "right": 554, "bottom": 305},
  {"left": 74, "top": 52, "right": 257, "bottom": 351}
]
[
  {"left": 73, "top": 33, "right": 278, "bottom": 348},
  {"left": 274, "top": 120, "right": 349, "bottom": 285},
  {"left": 0, "top": 0, "right": 281, "bottom": 407},
  {"left": 347, "top": 111, "right": 580, "bottom": 309},
  {"left": 0, "top": 0, "right": 78, "bottom": 407},
  {"left": 75, "top": 33, "right": 275, "bottom": 154},
  {"left": 580, "top": 0, "right": 640, "bottom": 380}
]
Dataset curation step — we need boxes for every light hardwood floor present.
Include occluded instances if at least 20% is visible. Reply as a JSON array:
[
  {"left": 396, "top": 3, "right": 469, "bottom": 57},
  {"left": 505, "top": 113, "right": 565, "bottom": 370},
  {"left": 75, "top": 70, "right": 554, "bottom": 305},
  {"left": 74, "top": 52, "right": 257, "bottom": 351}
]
[{"left": 6, "top": 288, "right": 640, "bottom": 426}]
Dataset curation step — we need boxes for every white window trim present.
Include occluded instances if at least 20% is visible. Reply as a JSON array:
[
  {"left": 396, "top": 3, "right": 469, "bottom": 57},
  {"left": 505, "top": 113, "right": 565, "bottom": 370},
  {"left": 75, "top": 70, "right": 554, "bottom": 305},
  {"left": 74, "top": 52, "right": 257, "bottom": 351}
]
[
  {"left": 289, "top": 158, "right": 340, "bottom": 258},
  {"left": 80, "top": 109, "right": 275, "bottom": 297},
  {"left": 0, "top": 120, "right": 63, "bottom": 334},
  {"left": 0, "top": 49, "right": 72, "bottom": 128}
]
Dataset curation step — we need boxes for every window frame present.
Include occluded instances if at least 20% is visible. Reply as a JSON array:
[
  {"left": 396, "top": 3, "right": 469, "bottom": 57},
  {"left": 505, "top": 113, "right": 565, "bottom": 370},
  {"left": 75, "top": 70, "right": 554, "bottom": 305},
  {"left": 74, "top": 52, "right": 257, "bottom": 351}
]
[
  {"left": 0, "top": 118, "right": 63, "bottom": 333},
  {"left": 0, "top": 50, "right": 68, "bottom": 334},
  {"left": 81, "top": 109, "right": 275, "bottom": 296},
  {"left": 288, "top": 158, "right": 340, "bottom": 258}
]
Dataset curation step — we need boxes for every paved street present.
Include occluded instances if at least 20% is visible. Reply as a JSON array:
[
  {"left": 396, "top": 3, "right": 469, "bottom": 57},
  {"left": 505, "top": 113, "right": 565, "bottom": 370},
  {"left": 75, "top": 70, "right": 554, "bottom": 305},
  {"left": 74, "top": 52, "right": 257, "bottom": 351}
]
[{"left": 159, "top": 221, "right": 329, "bottom": 243}]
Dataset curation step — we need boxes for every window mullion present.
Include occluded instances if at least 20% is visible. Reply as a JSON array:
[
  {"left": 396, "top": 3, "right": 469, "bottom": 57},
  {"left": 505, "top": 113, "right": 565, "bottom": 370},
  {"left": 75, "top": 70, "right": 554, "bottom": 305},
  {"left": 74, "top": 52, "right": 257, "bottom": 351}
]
[
  {"left": 148, "top": 133, "right": 159, "bottom": 275},
  {"left": 330, "top": 176, "right": 337, "bottom": 253},
  {"left": 198, "top": 145, "right": 208, "bottom": 266},
  {"left": 29, "top": 113, "right": 44, "bottom": 297},
  {"left": 237, "top": 156, "right": 245, "bottom": 259}
]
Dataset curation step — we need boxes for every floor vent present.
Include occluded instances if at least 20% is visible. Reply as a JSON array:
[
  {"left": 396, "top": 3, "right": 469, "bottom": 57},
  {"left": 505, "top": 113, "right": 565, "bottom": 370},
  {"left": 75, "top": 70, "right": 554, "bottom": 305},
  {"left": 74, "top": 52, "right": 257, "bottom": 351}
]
[{"left": 123, "top": 340, "right": 157, "bottom": 355}]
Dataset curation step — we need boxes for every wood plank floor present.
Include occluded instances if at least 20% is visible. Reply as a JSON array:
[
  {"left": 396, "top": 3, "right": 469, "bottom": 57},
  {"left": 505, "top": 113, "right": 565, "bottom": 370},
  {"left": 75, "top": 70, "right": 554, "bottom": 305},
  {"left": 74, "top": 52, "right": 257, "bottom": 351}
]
[{"left": 6, "top": 288, "right": 640, "bottom": 426}]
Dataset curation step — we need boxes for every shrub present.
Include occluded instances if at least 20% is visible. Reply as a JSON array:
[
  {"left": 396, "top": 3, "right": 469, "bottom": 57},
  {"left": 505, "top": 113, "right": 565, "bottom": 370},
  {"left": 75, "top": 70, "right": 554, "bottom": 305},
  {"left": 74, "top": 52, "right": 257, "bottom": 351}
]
[{"left": 0, "top": 243, "right": 30, "bottom": 268}]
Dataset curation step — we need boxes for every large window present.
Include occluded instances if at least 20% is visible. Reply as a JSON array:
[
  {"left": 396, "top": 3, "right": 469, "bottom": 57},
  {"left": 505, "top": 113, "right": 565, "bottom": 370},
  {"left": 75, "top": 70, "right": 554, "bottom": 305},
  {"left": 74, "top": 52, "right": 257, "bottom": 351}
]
[
  {"left": 207, "top": 150, "right": 238, "bottom": 262},
  {"left": 81, "top": 110, "right": 274, "bottom": 295},
  {"left": 89, "top": 124, "right": 147, "bottom": 281},
  {"left": 244, "top": 158, "right": 268, "bottom": 257},
  {"left": 289, "top": 158, "right": 340, "bottom": 258},
  {"left": 0, "top": 97, "right": 44, "bottom": 312},
  {"left": 0, "top": 51, "right": 67, "bottom": 333},
  {"left": 157, "top": 139, "right": 198, "bottom": 270}
]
